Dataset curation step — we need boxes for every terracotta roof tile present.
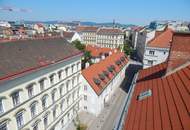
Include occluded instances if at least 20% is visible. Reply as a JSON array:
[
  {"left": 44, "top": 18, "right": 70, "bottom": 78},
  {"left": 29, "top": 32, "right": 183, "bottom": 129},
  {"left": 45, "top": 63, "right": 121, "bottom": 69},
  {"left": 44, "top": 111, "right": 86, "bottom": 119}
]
[
  {"left": 148, "top": 28, "right": 173, "bottom": 48},
  {"left": 85, "top": 45, "right": 115, "bottom": 57},
  {"left": 123, "top": 63, "right": 190, "bottom": 130},
  {"left": 167, "top": 32, "right": 190, "bottom": 73},
  {"left": 75, "top": 26, "right": 98, "bottom": 32},
  {"left": 82, "top": 51, "right": 128, "bottom": 95},
  {"left": 97, "top": 28, "right": 123, "bottom": 35}
]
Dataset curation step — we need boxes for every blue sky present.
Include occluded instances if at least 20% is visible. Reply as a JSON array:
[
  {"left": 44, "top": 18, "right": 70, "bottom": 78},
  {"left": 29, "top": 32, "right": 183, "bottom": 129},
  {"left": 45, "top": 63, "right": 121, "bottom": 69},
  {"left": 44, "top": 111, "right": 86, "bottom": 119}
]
[{"left": 0, "top": 0, "right": 190, "bottom": 25}]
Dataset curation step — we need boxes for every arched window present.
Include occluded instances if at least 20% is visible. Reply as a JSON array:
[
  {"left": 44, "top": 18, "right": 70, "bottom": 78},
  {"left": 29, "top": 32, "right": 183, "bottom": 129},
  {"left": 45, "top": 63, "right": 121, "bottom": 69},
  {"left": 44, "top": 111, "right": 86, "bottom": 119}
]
[
  {"left": 30, "top": 101, "right": 38, "bottom": 118},
  {"left": 41, "top": 94, "right": 48, "bottom": 110},
  {"left": 15, "top": 109, "right": 25, "bottom": 129},
  {"left": 51, "top": 89, "right": 57, "bottom": 103}
]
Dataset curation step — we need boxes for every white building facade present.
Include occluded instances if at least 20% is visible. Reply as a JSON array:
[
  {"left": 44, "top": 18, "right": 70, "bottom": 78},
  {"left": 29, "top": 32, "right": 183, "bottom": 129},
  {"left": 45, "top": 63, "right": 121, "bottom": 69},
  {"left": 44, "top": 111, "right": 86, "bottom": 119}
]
[
  {"left": 0, "top": 39, "right": 83, "bottom": 130},
  {"left": 143, "top": 47, "right": 169, "bottom": 68},
  {"left": 136, "top": 29, "right": 155, "bottom": 61},
  {"left": 76, "top": 26, "right": 98, "bottom": 45},
  {"left": 81, "top": 52, "right": 128, "bottom": 116},
  {"left": 96, "top": 28, "right": 124, "bottom": 49}
]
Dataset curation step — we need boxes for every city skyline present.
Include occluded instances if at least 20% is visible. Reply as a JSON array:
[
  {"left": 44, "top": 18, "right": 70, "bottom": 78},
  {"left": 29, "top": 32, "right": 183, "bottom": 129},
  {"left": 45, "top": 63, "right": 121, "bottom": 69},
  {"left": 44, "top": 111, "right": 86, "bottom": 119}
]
[{"left": 0, "top": 0, "right": 190, "bottom": 25}]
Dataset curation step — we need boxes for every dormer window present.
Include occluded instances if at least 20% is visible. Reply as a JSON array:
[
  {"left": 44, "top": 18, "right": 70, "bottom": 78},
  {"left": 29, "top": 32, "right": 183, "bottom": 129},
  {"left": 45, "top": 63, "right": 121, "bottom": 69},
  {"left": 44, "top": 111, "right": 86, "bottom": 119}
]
[
  {"left": 98, "top": 73, "right": 105, "bottom": 81},
  {"left": 93, "top": 78, "right": 101, "bottom": 85},
  {"left": 103, "top": 70, "right": 109, "bottom": 77}
]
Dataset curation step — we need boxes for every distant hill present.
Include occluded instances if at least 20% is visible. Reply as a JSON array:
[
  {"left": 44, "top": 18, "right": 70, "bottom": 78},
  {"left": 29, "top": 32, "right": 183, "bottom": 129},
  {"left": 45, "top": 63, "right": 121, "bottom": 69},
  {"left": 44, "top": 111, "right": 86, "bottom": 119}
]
[{"left": 23, "top": 21, "right": 136, "bottom": 28}]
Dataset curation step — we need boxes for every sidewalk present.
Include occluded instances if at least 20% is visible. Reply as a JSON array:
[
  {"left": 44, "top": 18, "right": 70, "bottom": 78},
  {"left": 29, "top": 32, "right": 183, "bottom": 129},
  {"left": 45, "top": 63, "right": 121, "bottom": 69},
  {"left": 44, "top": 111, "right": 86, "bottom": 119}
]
[{"left": 66, "top": 88, "right": 122, "bottom": 130}]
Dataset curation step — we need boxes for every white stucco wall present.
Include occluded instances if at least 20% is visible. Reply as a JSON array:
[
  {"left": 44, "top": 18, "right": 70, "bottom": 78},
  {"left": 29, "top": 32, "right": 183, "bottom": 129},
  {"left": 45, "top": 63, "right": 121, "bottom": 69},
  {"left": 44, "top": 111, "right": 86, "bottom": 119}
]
[
  {"left": 81, "top": 63, "right": 127, "bottom": 116},
  {"left": 143, "top": 47, "right": 169, "bottom": 68}
]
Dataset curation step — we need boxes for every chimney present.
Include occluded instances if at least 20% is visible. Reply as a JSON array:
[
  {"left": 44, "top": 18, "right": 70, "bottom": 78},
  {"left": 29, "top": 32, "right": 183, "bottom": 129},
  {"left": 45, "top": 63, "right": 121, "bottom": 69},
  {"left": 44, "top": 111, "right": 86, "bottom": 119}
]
[{"left": 166, "top": 31, "right": 190, "bottom": 74}]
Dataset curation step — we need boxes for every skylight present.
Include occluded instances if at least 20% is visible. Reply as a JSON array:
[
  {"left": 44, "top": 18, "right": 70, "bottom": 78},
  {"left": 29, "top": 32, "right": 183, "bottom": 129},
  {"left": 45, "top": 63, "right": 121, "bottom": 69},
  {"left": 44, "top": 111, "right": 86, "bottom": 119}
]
[{"left": 137, "top": 89, "right": 152, "bottom": 101}]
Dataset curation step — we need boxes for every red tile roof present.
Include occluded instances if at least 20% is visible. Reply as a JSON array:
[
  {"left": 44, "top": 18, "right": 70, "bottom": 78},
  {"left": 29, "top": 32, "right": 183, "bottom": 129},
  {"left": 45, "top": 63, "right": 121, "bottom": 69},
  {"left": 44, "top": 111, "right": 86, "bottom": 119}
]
[
  {"left": 97, "top": 28, "right": 123, "bottom": 35},
  {"left": 124, "top": 63, "right": 190, "bottom": 130},
  {"left": 167, "top": 32, "right": 190, "bottom": 73},
  {"left": 148, "top": 28, "right": 173, "bottom": 48},
  {"left": 137, "top": 62, "right": 167, "bottom": 82},
  {"left": 85, "top": 45, "right": 116, "bottom": 57},
  {"left": 75, "top": 26, "right": 98, "bottom": 32},
  {"left": 82, "top": 51, "right": 128, "bottom": 95}
]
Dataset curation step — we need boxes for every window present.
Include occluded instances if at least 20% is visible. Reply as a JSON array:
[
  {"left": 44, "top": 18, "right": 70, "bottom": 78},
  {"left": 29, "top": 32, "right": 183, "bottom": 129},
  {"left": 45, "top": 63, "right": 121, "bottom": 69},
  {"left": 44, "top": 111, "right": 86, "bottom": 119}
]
[
  {"left": 49, "top": 74, "right": 55, "bottom": 85},
  {"left": 43, "top": 115, "right": 48, "bottom": 128},
  {"left": 53, "top": 107, "right": 56, "bottom": 119},
  {"left": 61, "top": 119, "right": 64, "bottom": 128},
  {"left": 84, "top": 85, "right": 87, "bottom": 91},
  {"left": 147, "top": 60, "right": 153, "bottom": 65},
  {"left": 84, "top": 95, "right": 87, "bottom": 101},
  {"left": 42, "top": 95, "right": 48, "bottom": 109},
  {"left": 16, "top": 112, "right": 24, "bottom": 128},
  {"left": 58, "top": 70, "right": 63, "bottom": 80},
  {"left": 84, "top": 106, "right": 87, "bottom": 110},
  {"left": 0, "top": 121, "right": 7, "bottom": 130},
  {"left": 12, "top": 91, "right": 20, "bottom": 106},
  {"left": 33, "top": 124, "right": 38, "bottom": 130},
  {"left": 0, "top": 99, "right": 4, "bottom": 114},
  {"left": 59, "top": 87, "right": 63, "bottom": 97},
  {"left": 149, "top": 50, "right": 155, "bottom": 55},
  {"left": 51, "top": 89, "right": 56, "bottom": 103},
  {"left": 39, "top": 79, "right": 45, "bottom": 91},
  {"left": 66, "top": 80, "right": 69, "bottom": 92},
  {"left": 72, "top": 77, "right": 75, "bottom": 87},
  {"left": 71, "top": 64, "right": 75, "bottom": 73},
  {"left": 163, "top": 51, "right": 166, "bottom": 55},
  {"left": 27, "top": 85, "right": 34, "bottom": 98},
  {"left": 30, "top": 102, "right": 37, "bottom": 118},
  {"left": 65, "top": 67, "right": 69, "bottom": 77}
]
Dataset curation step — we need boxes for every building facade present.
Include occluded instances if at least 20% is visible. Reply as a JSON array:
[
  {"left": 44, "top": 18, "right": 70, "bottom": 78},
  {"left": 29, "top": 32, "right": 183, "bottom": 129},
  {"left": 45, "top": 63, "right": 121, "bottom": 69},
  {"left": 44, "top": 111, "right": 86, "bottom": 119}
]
[
  {"left": 0, "top": 38, "right": 83, "bottom": 130},
  {"left": 136, "top": 29, "right": 155, "bottom": 61},
  {"left": 143, "top": 28, "right": 173, "bottom": 68},
  {"left": 81, "top": 51, "right": 128, "bottom": 116},
  {"left": 96, "top": 28, "right": 124, "bottom": 49},
  {"left": 76, "top": 26, "right": 98, "bottom": 45}
]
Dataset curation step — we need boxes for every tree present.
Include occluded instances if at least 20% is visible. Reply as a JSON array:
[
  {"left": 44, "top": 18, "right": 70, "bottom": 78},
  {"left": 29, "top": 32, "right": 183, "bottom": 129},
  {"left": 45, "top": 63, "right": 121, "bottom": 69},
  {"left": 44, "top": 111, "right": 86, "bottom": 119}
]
[
  {"left": 123, "top": 41, "right": 133, "bottom": 56},
  {"left": 72, "top": 40, "right": 85, "bottom": 51}
]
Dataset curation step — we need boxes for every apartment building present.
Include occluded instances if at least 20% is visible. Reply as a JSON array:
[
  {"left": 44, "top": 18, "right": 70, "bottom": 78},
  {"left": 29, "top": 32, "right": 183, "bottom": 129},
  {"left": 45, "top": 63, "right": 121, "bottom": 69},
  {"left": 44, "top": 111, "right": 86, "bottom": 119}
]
[
  {"left": 76, "top": 26, "right": 98, "bottom": 45},
  {"left": 136, "top": 28, "right": 156, "bottom": 61},
  {"left": 0, "top": 38, "right": 83, "bottom": 130},
  {"left": 81, "top": 51, "right": 128, "bottom": 116},
  {"left": 96, "top": 28, "right": 124, "bottom": 49},
  {"left": 143, "top": 28, "right": 173, "bottom": 68}
]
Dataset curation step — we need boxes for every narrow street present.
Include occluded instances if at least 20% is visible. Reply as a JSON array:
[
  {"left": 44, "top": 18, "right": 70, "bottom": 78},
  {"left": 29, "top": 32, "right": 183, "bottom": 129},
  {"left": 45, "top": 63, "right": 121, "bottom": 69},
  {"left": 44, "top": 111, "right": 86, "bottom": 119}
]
[{"left": 85, "top": 62, "right": 142, "bottom": 130}]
